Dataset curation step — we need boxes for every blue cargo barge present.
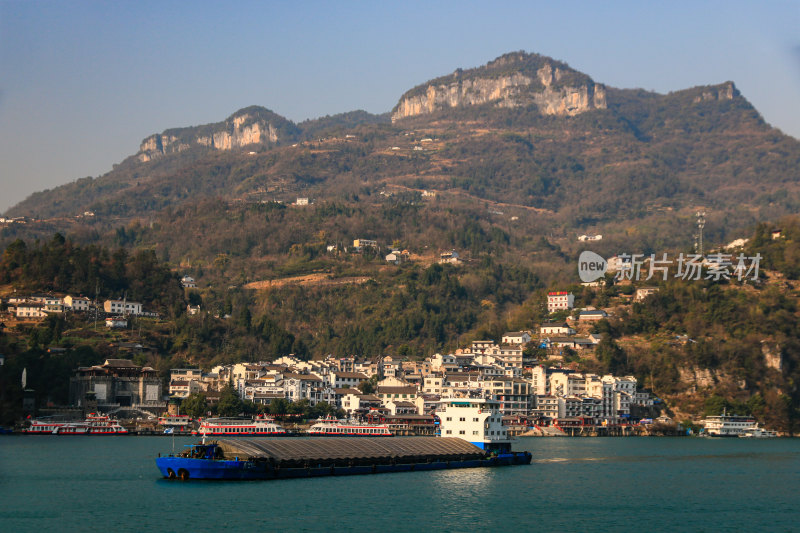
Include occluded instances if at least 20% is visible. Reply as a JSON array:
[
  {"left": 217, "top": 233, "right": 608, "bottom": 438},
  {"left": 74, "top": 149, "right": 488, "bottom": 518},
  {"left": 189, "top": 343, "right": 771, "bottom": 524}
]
[
  {"left": 156, "top": 398, "right": 531, "bottom": 480},
  {"left": 156, "top": 437, "right": 531, "bottom": 480}
]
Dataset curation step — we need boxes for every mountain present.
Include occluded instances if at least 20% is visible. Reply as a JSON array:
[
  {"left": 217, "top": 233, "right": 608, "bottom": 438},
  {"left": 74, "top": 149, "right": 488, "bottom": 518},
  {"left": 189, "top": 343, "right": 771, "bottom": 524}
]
[
  {"left": 136, "top": 106, "right": 301, "bottom": 163},
  {"left": 392, "top": 51, "right": 606, "bottom": 120},
  {"left": 5, "top": 50, "right": 800, "bottom": 243}
]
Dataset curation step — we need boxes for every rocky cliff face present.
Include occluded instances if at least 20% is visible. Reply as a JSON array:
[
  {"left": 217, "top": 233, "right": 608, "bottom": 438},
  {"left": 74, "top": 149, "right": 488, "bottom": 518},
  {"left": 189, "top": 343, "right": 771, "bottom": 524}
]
[
  {"left": 137, "top": 108, "right": 288, "bottom": 162},
  {"left": 391, "top": 55, "right": 606, "bottom": 122},
  {"left": 692, "top": 81, "right": 737, "bottom": 103}
]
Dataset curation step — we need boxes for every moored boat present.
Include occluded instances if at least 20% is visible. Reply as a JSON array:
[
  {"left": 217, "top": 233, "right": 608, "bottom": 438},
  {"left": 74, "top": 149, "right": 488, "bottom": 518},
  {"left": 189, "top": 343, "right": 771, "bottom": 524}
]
[
  {"left": 739, "top": 426, "right": 778, "bottom": 438},
  {"left": 192, "top": 415, "right": 288, "bottom": 437},
  {"left": 54, "top": 414, "right": 128, "bottom": 435},
  {"left": 24, "top": 414, "right": 127, "bottom": 435},
  {"left": 701, "top": 411, "right": 757, "bottom": 437},
  {"left": 306, "top": 415, "right": 392, "bottom": 437},
  {"left": 23, "top": 418, "right": 69, "bottom": 435}
]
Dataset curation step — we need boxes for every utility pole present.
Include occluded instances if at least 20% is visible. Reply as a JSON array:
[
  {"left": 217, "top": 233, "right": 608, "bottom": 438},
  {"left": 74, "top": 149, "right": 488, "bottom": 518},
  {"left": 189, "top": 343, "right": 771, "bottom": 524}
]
[{"left": 93, "top": 281, "right": 99, "bottom": 331}]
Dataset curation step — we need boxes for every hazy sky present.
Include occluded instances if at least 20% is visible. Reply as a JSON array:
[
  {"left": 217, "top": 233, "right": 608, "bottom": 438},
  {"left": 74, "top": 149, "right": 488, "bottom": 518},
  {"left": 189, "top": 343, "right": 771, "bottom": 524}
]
[{"left": 2, "top": 1, "right": 799, "bottom": 214}]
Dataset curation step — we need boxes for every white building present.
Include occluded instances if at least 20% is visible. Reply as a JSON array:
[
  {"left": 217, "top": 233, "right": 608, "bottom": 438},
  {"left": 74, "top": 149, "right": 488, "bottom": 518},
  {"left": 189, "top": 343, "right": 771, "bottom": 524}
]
[
  {"left": 64, "top": 295, "right": 92, "bottom": 312},
  {"left": 329, "top": 371, "right": 369, "bottom": 389},
  {"left": 547, "top": 292, "right": 574, "bottom": 313},
  {"left": 502, "top": 331, "right": 532, "bottom": 345},
  {"left": 540, "top": 322, "right": 576, "bottom": 335},
  {"left": 15, "top": 303, "right": 47, "bottom": 319},
  {"left": 103, "top": 299, "right": 143, "bottom": 316}
]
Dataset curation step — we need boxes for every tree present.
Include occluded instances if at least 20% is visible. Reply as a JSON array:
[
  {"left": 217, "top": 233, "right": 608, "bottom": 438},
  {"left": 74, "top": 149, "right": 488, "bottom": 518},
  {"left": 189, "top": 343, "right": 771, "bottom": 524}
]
[
  {"left": 358, "top": 375, "right": 378, "bottom": 394},
  {"left": 181, "top": 393, "right": 209, "bottom": 418},
  {"left": 217, "top": 383, "right": 244, "bottom": 416}
]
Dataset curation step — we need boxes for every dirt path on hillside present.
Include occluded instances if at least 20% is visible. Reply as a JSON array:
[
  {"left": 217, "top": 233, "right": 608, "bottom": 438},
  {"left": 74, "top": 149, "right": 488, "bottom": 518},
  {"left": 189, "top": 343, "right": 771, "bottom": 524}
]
[
  {"left": 243, "top": 274, "right": 371, "bottom": 290},
  {"left": 385, "top": 183, "right": 554, "bottom": 215}
]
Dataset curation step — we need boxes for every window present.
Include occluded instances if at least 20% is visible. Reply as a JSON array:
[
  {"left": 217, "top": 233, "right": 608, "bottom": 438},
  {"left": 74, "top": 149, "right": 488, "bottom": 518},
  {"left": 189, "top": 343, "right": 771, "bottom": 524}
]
[
  {"left": 473, "top": 431, "right": 479, "bottom": 435},
  {"left": 446, "top": 430, "right": 452, "bottom": 434},
  {"left": 459, "top": 430, "right": 465, "bottom": 435},
  {"left": 446, "top": 417, "right": 452, "bottom": 421}
]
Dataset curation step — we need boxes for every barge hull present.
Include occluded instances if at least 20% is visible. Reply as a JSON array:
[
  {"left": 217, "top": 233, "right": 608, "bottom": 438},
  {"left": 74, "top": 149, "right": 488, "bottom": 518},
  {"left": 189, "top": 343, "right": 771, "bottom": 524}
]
[{"left": 156, "top": 452, "right": 531, "bottom": 480}]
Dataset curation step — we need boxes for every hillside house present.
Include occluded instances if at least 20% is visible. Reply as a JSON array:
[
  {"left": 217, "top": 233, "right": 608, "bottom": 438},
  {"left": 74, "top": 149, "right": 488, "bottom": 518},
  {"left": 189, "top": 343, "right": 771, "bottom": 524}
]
[
  {"left": 385, "top": 249, "right": 410, "bottom": 265},
  {"left": 502, "top": 331, "right": 532, "bottom": 345},
  {"left": 353, "top": 239, "right": 377, "bottom": 252},
  {"left": 578, "top": 310, "right": 608, "bottom": 321},
  {"left": 547, "top": 292, "right": 574, "bottom": 313},
  {"left": 439, "top": 250, "right": 461, "bottom": 265},
  {"left": 64, "top": 295, "right": 92, "bottom": 311},
  {"left": 15, "top": 303, "right": 47, "bottom": 319},
  {"left": 103, "top": 299, "right": 143, "bottom": 316},
  {"left": 540, "top": 322, "right": 576, "bottom": 336},
  {"left": 634, "top": 287, "right": 659, "bottom": 302}
]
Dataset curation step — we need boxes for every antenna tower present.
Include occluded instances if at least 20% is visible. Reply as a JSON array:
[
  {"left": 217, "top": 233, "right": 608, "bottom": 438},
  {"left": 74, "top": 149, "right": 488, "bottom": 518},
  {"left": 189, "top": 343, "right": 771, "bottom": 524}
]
[{"left": 695, "top": 211, "right": 706, "bottom": 256}]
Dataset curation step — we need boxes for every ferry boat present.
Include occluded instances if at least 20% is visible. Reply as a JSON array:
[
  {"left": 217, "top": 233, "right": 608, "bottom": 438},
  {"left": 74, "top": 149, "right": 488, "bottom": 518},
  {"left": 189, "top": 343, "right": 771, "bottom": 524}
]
[
  {"left": 155, "top": 397, "right": 531, "bottom": 480},
  {"left": 23, "top": 418, "right": 69, "bottom": 434},
  {"left": 701, "top": 411, "right": 757, "bottom": 437},
  {"left": 25, "top": 414, "right": 127, "bottom": 435},
  {"left": 193, "top": 415, "right": 288, "bottom": 437},
  {"left": 54, "top": 414, "right": 128, "bottom": 435},
  {"left": 739, "top": 426, "right": 778, "bottom": 438},
  {"left": 306, "top": 415, "right": 392, "bottom": 436}
]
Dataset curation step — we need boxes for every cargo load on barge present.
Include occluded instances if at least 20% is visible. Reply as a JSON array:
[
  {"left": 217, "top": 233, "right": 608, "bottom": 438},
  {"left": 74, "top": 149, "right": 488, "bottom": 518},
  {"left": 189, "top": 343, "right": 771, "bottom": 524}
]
[{"left": 155, "top": 398, "right": 532, "bottom": 480}]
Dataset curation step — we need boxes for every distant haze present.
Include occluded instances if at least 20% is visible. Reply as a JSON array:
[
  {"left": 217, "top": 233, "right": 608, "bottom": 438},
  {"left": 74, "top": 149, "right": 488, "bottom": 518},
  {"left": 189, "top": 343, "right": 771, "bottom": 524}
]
[{"left": 1, "top": 1, "right": 799, "bottom": 214}]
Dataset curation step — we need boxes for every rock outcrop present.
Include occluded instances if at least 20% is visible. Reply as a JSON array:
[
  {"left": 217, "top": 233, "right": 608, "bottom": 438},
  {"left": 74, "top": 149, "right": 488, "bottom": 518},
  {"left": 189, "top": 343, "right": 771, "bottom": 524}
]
[
  {"left": 137, "top": 107, "right": 295, "bottom": 162},
  {"left": 391, "top": 52, "right": 606, "bottom": 122},
  {"left": 692, "top": 82, "right": 737, "bottom": 103}
]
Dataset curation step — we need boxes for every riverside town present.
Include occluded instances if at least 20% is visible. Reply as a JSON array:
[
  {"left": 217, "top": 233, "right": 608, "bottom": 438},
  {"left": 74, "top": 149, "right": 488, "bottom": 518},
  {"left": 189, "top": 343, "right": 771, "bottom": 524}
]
[{"left": 0, "top": 280, "right": 778, "bottom": 438}]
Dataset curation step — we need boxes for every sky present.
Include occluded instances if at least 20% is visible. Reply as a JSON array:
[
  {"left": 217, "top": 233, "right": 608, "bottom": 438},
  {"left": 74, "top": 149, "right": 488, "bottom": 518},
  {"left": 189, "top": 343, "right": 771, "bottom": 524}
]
[{"left": 1, "top": 1, "right": 800, "bottom": 214}]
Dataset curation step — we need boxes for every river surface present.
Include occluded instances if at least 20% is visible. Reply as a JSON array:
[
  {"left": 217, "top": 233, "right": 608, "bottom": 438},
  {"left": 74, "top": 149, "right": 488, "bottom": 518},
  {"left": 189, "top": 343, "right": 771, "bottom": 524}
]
[{"left": 1, "top": 435, "right": 798, "bottom": 532}]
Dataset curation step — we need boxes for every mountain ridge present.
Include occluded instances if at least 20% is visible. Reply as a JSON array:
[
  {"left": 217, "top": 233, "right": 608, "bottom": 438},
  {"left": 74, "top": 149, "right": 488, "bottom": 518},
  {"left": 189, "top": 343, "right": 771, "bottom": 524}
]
[{"left": 5, "top": 51, "right": 799, "bottom": 233}]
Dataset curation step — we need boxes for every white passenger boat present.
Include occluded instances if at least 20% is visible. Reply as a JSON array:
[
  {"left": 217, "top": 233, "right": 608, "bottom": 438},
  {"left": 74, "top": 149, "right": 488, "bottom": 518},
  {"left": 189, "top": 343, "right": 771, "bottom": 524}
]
[
  {"left": 701, "top": 411, "right": 757, "bottom": 437},
  {"left": 739, "top": 426, "right": 778, "bottom": 438},
  {"left": 306, "top": 415, "right": 392, "bottom": 436},
  {"left": 23, "top": 418, "right": 69, "bottom": 434},
  {"left": 193, "top": 415, "right": 287, "bottom": 436},
  {"left": 54, "top": 414, "right": 128, "bottom": 435}
]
